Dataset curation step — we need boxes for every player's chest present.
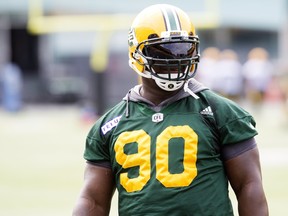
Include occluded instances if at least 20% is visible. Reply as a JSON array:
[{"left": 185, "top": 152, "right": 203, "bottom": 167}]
[{"left": 109, "top": 111, "right": 217, "bottom": 154}]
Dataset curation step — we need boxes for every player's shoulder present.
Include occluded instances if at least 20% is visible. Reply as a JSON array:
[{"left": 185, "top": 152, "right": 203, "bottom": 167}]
[
  {"left": 199, "top": 89, "right": 239, "bottom": 107},
  {"left": 103, "top": 101, "right": 127, "bottom": 119},
  {"left": 198, "top": 89, "right": 251, "bottom": 118},
  {"left": 88, "top": 101, "right": 127, "bottom": 137}
]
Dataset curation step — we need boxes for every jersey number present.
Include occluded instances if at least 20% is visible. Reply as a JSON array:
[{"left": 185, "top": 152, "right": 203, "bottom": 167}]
[{"left": 114, "top": 125, "right": 198, "bottom": 192}]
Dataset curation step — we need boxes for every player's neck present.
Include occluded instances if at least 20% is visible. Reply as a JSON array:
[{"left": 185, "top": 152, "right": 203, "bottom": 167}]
[{"left": 140, "top": 83, "right": 181, "bottom": 106}]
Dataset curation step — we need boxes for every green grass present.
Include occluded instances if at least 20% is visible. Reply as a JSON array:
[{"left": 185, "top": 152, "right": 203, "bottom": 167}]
[
  {"left": 0, "top": 105, "right": 86, "bottom": 216},
  {"left": 0, "top": 103, "right": 287, "bottom": 215},
  {"left": 262, "top": 166, "right": 288, "bottom": 215}
]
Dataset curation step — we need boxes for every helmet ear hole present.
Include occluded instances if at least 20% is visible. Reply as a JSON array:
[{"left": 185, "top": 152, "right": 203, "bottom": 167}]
[{"left": 148, "top": 34, "right": 159, "bottom": 39}]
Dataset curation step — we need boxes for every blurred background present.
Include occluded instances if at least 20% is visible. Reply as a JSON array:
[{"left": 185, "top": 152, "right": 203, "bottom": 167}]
[{"left": 0, "top": 0, "right": 288, "bottom": 215}]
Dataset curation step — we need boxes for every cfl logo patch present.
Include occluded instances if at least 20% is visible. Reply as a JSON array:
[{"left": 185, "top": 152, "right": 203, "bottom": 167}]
[{"left": 152, "top": 113, "right": 164, "bottom": 123}]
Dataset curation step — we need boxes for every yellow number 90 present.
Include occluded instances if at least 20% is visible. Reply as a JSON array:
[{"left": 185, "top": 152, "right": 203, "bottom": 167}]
[{"left": 114, "top": 125, "right": 198, "bottom": 192}]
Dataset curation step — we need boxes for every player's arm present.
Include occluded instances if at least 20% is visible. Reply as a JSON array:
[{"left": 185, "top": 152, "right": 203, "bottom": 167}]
[
  {"left": 72, "top": 163, "right": 116, "bottom": 216},
  {"left": 224, "top": 145, "right": 268, "bottom": 216}
]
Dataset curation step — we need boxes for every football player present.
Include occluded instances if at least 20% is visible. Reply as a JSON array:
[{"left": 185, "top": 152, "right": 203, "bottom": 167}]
[{"left": 73, "top": 4, "right": 268, "bottom": 216}]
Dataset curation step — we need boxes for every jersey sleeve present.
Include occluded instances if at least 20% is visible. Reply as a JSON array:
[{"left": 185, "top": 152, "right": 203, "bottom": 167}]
[
  {"left": 83, "top": 101, "right": 126, "bottom": 163},
  {"left": 84, "top": 119, "right": 111, "bottom": 162},
  {"left": 218, "top": 114, "right": 257, "bottom": 145},
  {"left": 207, "top": 91, "right": 258, "bottom": 145}
]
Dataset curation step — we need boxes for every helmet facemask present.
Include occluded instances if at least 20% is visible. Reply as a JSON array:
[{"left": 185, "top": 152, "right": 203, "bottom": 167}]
[{"left": 134, "top": 33, "right": 200, "bottom": 91}]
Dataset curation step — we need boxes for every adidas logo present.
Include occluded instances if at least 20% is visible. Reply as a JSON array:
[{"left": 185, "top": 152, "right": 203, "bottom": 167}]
[{"left": 200, "top": 106, "right": 213, "bottom": 116}]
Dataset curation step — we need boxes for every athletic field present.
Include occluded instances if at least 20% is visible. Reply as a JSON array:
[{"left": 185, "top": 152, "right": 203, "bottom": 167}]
[{"left": 0, "top": 102, "right": 287, "bottom": 215}]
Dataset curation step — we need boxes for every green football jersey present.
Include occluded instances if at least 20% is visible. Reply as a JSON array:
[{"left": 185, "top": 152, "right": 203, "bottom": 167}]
[{"left": 84, "top": 87, "right": 257, "bottom": 216}]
